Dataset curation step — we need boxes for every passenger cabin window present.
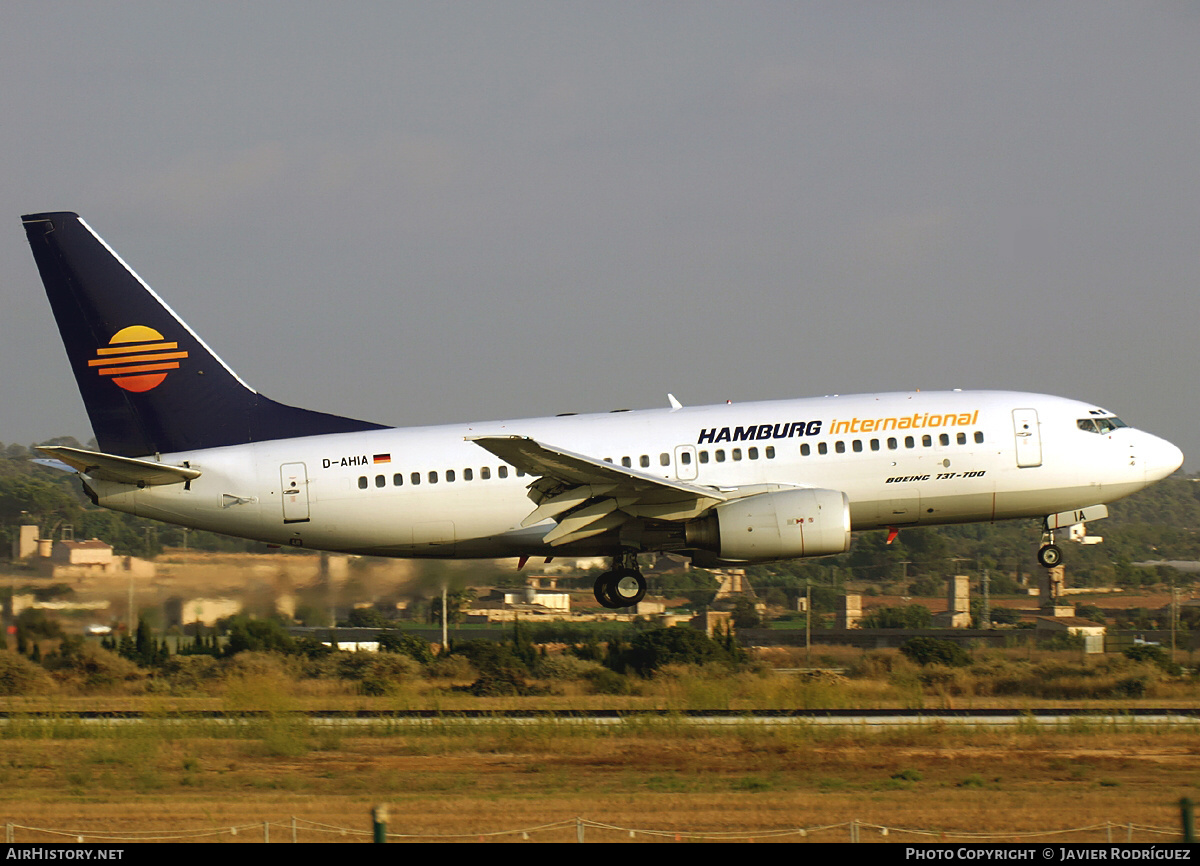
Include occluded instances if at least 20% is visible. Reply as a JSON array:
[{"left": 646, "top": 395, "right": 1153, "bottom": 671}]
[
  {"left": 715, "top": 449, "right": 726, "bottom": 462},
  {"left": 640, "top": 455, "right": 650, "bottom": 468},
  {"left": 870, "top": 439, "right": 880, "bottom": 451},
  {"left": 375, "top": 475, "right": 385, "bottom": 488},
  {"left": 660, "top": 453, "right": 670, "bottom": 466},
  {"left": 393, "top": 473, "right": 403, "bottom": 486},
  {"left": 748, "top": 447, "right": 758, "bottom": 459},
  {"left": 922, "top": 435, "right": 932, "bottom": 447},
  {"left": 940, "top": 433, "right": 950, "bottom": 446},
  {"left": 622, "top": 457, "right": 632, "bottom": 468},
  {"left": 428, "top": 471, "right": 438, "bottom": 484},
  {"left": 957, "top": 432, "right": 966, "bottom": 445},
  {"left": 800, "top": 444, "right": 810, "bottom": 456},
  {"left": 765, "top": 446, "right": 775, "bottom": 459},
  {"left": 498, "top": 466, "right": 508, "bottom": 479},
  {"left": 974, "top": 431, "right": 984, "bottom": 443},
  {"left": 732, "top": 448, "right": 742, "bottom": 461},
  {"left": 481, "top": 467, "right": 491, "bottom": 480},
  {"left": 464, "top": 468, "right": 473, "bottom": 481},
  {"left": 905, "top": 436, "right": 915, "bottom": 449},
  {"left": 446, "top": 470, "right": 455, "bottom": 482},
  {"left": 887, "top": 438, "right": 898, "bottom": 450},
  {"left": 411, "top": 472, "right": 420, "bottom": 485},
  {"left": 681, "top": 452, "right": 692, "bottom": 465},
  {"left": 699, "top": 451, "right": 709, "bottom": 463},
  {"left": 817, "top": 442, "right": 828, "bottom": 455},
  {"left": 358, "top": 476, "right": 368, "bottom": 489},
  {"left": 834, "top": 441, "right": 845, "bottom": 454},
  {"left": 852, "top": 440, "right": 863, "bottom": 453}
]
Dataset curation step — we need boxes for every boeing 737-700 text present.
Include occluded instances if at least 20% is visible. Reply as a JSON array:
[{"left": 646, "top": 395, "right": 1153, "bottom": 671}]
[{"left": 21, "top": 212, "right": 1185, "bottom": 608}]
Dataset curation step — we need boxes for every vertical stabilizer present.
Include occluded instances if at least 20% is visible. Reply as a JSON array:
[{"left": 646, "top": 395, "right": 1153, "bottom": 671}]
[{"left": 22, "top": 212, "right": 388, "bottom": 456}]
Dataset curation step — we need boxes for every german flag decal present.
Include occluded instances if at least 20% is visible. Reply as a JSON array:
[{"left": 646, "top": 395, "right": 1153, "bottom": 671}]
[
  {"left": 87, "top": 325, "right": 189, "bottom": 393},
  {"left": 373, "top": 453, "right": 391, "bottom": 464}
]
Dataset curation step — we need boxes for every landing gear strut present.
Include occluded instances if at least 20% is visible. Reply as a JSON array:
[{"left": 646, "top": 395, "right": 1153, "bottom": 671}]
[
  {"left": 593, "top": 552, "right": 647, "bottom": 609},
  {"left": 1037, "top": 530, "right": 1063, "bottom": 568}
]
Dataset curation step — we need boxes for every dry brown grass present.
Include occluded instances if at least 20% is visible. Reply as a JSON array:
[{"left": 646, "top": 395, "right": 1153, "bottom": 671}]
[
  {"left": 1, "top": 716, "right": 1198, "bottom": 843},
  {"left": 2, "top": 642, "right": 1198, "bottom": 842}
]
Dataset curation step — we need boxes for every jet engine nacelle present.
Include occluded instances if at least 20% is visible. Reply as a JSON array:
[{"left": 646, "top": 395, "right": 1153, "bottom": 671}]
[{"left": 685, "top": 488, "right": 851, "bottom": 562}]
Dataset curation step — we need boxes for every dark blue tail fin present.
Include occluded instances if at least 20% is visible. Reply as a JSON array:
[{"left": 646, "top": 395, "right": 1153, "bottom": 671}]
[{"left": 22, "top": 212, "right": 388, "bottom": 457}]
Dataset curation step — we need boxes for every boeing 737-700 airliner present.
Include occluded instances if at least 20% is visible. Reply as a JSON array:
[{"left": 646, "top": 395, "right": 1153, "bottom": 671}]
[{"left": 21, "top": 212, "right": 1184, "bottom": 608}]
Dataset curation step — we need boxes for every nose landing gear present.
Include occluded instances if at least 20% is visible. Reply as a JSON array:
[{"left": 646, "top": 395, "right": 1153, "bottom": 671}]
[{"left": 1036, "top": 542, "right": 1063, "bottom": 568}]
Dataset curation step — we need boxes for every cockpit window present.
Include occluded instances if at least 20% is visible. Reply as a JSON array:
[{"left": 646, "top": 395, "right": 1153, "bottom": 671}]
[{"left": 1078, "top": 416, "right": 1128, "bottom": 434}]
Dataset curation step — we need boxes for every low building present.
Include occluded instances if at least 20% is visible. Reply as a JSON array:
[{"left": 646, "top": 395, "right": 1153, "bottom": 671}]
[
  {"left": 1035, "top": 616, "right": 1107, "bottom": 654},
  {"left": 165, "top": 596, "right": 242, "bottom": 629},
  {"left": 34, "top": 539, "right": 155, "bottom": 580}
]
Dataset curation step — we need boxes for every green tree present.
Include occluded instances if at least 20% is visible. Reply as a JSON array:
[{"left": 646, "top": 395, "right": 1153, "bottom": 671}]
[{"left": 224, "top": 617, "right": 297, "bottom": 656}]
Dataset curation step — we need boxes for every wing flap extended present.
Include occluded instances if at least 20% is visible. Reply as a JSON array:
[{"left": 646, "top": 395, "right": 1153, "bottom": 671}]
[
  {"left": 468, "top": 434, "right": 728, "bottom": 546},
  {"left": 35, "top": 445, "right": 201, "bottom": 486},
  {"left": 467, "top": 435, "right": 728, "bottom": 503}
]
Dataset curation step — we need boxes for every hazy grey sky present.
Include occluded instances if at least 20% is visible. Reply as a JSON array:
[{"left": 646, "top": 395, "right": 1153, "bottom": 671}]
[{"left": 2, "top": 3, "right": 1197, "bottom": 468}]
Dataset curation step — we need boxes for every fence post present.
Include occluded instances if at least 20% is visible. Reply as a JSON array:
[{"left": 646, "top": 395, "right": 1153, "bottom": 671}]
[
  {"left": 576, "top": 817, "right": 585, "bottom": 842},
  {"left": 1182, "top": 798, "right": 1195, "bottom": 843},
  {"left": 373, "top": 804, "right": 389, "bottom": 843}
]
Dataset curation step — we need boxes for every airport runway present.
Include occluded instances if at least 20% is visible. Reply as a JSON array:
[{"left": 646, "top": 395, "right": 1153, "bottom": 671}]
[{"left": 2, "top": 708, "right": 1197, "bottom": 728}]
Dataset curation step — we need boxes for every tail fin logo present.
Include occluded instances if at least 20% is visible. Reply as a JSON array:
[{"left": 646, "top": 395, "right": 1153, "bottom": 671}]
[{"left": 87, "top": 325, "right": 189, "bottom": 393}]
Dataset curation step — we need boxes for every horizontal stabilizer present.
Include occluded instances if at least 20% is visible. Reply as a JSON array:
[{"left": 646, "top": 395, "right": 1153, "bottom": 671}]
[{"left": 36, "top": 445, "right": 201, "bottom": 486}]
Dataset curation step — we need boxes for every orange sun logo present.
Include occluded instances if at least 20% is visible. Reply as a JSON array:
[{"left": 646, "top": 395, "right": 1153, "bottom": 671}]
[{"left": 87, "top": 325, "right": 189, "bottom": 393}]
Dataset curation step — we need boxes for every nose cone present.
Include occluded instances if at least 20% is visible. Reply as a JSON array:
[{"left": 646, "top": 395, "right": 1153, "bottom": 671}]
[{"left": 1143, "top": 433, "right": 1184, "bottom": 482}]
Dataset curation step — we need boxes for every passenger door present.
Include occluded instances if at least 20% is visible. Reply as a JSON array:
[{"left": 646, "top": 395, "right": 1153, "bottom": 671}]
[{"left": 1012, "top": 409, "right": 1042, "bottom": 468}]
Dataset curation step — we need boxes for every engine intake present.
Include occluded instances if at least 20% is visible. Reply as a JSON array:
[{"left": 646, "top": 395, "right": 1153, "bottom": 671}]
[{"left": 685, "top": 488, "right": 851, "bottom": 561}]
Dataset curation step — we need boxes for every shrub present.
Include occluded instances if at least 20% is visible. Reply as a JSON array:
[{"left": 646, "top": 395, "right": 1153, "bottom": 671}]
[
  {"left": 0, "top": 652, "right": 54, "bottom": 696},
  {"left": 900, "top": 637, "right": 971, "bottom": 668},
  {"left": 223, "top": 651, "right": 301, "bottom": 681},
  {"left": 534, "top": 653, "right": 604, "bottom": 680},
  {"left": 619, "top": 626, "right": 739, "bottom": 676},
  {"left": 49, "top": 642, "right": 145, "bottom": 693},
  {"left": 861, "top": 604, "right": 932, "bottom": 629},
  {"left": 584, "top": 667, "right": 634, "bottom": 696},
  {"left": 1123, "top": 644, "right": 1177, "bottom": 673},
  {"left": 377, "top": 630, "right": 435, "bottom": 664},
  {"left": 335, "top": 652, "right": 423, "bottom": 695},
  {"left": 158, "top": 655, "right": 222, "bottom": 693}
]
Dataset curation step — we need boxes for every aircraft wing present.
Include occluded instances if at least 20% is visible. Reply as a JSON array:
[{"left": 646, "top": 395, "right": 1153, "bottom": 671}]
[
  {"left": 35, "top": 446, "right": 201, "bottom": 486},
  {"left": 467, "top": 435, "right": 729, "bottom": 546}
]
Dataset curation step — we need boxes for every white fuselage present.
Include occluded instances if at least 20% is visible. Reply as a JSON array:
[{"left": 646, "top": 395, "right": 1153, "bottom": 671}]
[{"left": 84, "top": 389, "right": 1183, "bottom": 561}]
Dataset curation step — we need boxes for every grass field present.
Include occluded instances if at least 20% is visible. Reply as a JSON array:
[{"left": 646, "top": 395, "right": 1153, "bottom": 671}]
[
  {"left": 2, "top": 699, "right": 1198, "bottom": 842},
  {"left": 2, "top": 721, "right": 1198, "bottom": 843}
]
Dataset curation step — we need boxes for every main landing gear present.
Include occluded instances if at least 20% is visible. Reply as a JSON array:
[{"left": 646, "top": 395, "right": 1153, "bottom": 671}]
[{"left": 593, "top": 552, "right": 647, "bottom": 609}]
